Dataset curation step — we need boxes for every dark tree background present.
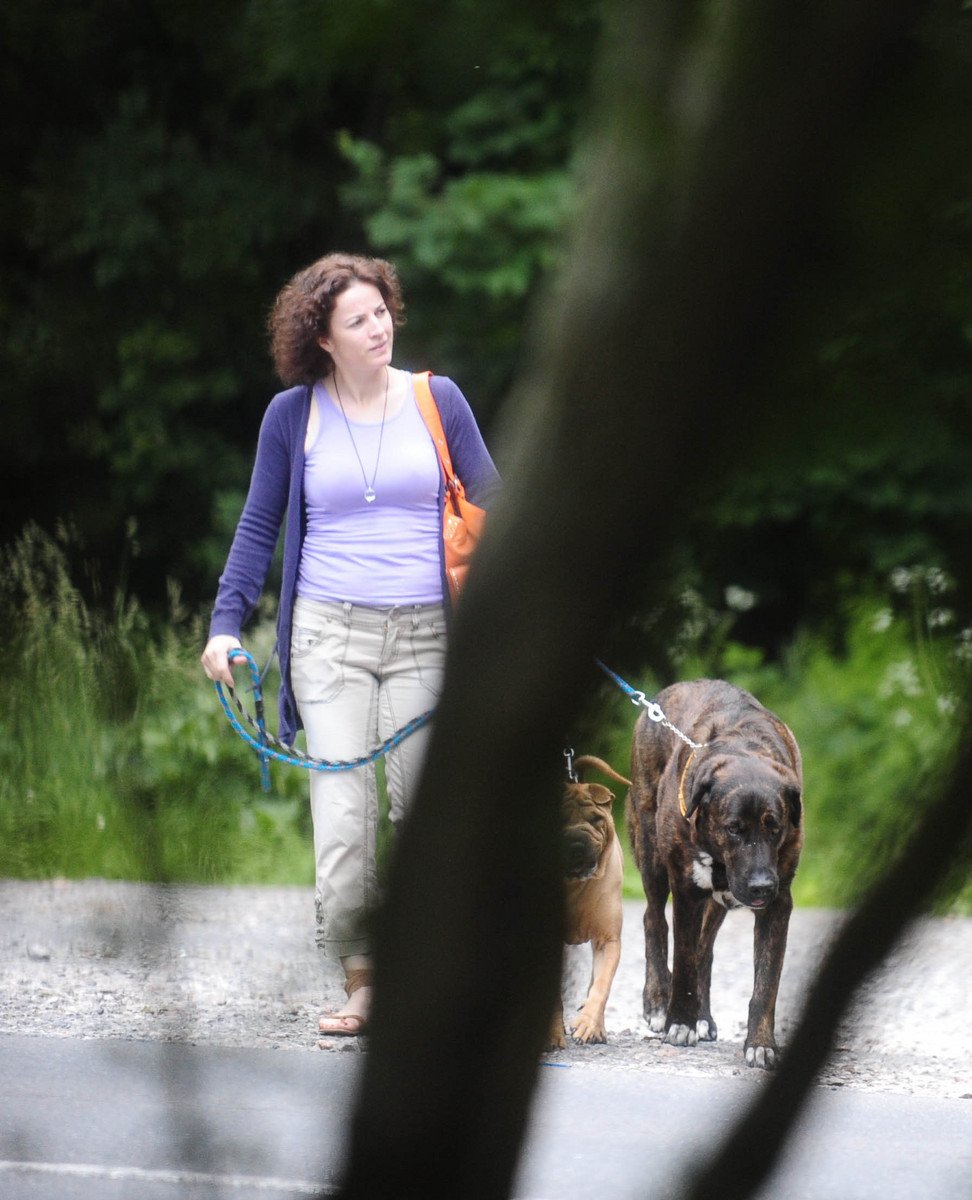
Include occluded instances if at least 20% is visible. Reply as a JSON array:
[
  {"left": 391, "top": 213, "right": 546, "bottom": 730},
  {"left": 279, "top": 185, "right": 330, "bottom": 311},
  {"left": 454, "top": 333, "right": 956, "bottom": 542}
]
[
  {"left": 1, "top": 0, "right": 596, "bottom": 604},
  {"left": 3, "top": 0, "right": 971, "bottom": 654}
]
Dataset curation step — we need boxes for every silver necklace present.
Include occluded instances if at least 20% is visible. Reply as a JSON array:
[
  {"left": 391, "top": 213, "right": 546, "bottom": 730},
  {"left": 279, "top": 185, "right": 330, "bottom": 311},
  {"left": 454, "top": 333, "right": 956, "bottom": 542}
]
[{"left": 332, "top": 368, "right": 389, "bottom": 503}]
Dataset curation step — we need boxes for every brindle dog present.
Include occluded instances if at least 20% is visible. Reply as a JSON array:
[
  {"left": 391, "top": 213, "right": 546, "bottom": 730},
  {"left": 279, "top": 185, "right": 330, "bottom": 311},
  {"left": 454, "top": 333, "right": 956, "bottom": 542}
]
[
  {"left": 626, "top": 680, "right": 803, "bottom": 1068},
  {"left": 549, "top": 755, "right": 629, "bottom": 1050}
]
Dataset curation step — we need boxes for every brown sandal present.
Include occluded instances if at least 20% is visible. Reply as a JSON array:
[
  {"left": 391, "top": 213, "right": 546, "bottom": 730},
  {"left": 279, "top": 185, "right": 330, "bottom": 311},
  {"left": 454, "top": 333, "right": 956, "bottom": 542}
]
[
  {"left": 317, "top": 1012, "right": 368, "bottom": 1038},
  {"left": 317, "top": 967, "right": 374, "bottom": 1038},
  {"left": 343, "top": 967, "right": 373, "bottom": 997}
]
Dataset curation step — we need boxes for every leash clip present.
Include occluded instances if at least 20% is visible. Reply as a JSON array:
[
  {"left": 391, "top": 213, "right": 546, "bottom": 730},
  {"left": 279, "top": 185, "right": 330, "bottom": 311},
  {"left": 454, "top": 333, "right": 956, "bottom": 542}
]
[
  {"left": 563, "top": 746, "right": 579, "bottom": 783},
  {"left": 643, "top": 701, "right": 666, "bottom": 724}
]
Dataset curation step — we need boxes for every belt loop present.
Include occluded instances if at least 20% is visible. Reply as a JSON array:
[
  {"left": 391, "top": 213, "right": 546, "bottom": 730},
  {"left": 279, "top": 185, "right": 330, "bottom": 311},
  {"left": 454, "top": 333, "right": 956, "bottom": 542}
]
[
  {"left": 411, "top": 605, "right": 420, "bottom": 630},
  {"left": 342, "top": 601, "right": 352, "bottom": 627}
]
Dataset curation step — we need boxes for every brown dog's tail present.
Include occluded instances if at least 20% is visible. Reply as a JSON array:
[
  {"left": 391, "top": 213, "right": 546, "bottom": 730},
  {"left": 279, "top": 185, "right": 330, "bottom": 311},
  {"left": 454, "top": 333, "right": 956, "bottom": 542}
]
[{"left": 572, "top": 755, "right": 632, "bottom": 788}]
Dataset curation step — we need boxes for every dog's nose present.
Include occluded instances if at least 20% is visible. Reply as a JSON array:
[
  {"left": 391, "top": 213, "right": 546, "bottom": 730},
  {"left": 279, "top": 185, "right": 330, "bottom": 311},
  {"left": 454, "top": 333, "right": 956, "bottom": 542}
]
[{"left": 745, "top": 870, "right": 778, "bottom": 907}]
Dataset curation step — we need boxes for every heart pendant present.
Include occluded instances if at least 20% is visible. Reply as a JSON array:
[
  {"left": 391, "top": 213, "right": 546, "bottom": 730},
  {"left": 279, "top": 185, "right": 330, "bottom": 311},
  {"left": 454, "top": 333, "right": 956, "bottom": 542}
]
[{"left": 364, "top": 487, "right": 376, "bottom": 503}]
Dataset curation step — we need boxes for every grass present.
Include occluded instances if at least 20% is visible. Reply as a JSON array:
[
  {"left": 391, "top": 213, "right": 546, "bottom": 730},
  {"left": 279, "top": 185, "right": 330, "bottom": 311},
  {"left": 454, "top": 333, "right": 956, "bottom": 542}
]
[
  {"left": 0, "top": 525, "right": 968, "bottom": 913},
  {"left": 0, "top": 525, "right": 312, "bottom": 885}
]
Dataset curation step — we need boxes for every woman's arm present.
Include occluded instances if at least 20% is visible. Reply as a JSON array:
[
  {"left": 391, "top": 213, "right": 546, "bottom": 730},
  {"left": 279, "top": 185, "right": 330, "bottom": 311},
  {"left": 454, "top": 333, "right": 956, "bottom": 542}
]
[
  {"left": 430, "top": 376, "right": 501, "bottom": 509},
  {"left": 203, "top": 397, "right": 295, "bottom": 682}
]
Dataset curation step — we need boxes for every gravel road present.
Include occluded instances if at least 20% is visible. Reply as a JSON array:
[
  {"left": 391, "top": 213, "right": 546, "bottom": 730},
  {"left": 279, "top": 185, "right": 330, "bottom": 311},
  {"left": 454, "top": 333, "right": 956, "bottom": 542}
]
[{"left": 1, "top": 879, "right": 970, "bottom": 1101}]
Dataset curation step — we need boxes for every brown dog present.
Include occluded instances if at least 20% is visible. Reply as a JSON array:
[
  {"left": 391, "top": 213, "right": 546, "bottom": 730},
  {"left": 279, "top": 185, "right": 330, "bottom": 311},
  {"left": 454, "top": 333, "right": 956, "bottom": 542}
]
[
  {"left": 626, "top": 680, "right": 803, "bottom": 1068},
  {"left": 549, "top": 755, "right": 628, "bottom": 1049}
]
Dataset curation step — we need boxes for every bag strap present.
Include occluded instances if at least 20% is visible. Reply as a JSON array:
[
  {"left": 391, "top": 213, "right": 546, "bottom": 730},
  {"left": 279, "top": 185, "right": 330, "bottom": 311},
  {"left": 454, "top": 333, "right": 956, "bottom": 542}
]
[{"left": 413, "top": 371, "right": 467, "bottom": 506}]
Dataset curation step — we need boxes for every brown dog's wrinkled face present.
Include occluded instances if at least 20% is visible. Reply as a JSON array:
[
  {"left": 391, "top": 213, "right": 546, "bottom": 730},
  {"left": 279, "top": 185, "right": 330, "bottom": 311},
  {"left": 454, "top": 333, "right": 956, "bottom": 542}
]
[
  {"left": 687, "top": 756, "right": 802, "bottom": 910},
  {"left": 562, "top": 782, "right": 616, "bottom": 881}
]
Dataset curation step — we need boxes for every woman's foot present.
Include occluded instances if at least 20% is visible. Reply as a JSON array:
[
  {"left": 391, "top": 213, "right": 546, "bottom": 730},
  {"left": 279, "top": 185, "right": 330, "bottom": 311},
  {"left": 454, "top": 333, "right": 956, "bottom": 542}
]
[
  {"left": 317, "top": 1009, "right": 368, "bottom": 1037},
  {"left": 318, "top": 964, "right": 372, "bottom": 1038}
]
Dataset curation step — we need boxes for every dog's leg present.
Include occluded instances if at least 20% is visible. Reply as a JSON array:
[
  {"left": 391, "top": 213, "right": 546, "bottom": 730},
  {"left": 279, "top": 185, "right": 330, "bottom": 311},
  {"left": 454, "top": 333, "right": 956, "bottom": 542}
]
[
  {"left": 547, "top": 1004, "right": 567, "bottom": 1051},
  {"left": 630, "top": 794, "right": 670, "bottom": 1031},
  {"left": 547, "top": 949, "right": 568, "bottom": 1050},
  {"left": 695, "top": 898, "right": 727, "bottom": 1041},
  {"left": 665, "top": 887, "right": 706, "bottom": 1045},
  {"left": 745, "top": 885, "right": 793, "bottom": 1068},
  {"left": 641, "top": 866, "right": 671, "bottom": 1032},
  {"left": 570, "top": 934, "right": 621, "bottom": 1044}
]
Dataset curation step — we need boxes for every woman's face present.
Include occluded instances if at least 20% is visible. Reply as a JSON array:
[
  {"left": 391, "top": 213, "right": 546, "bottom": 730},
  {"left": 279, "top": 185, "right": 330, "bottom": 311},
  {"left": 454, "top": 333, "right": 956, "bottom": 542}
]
[{"left": 318, "top": 281, "right": 394, "bottom": 376}]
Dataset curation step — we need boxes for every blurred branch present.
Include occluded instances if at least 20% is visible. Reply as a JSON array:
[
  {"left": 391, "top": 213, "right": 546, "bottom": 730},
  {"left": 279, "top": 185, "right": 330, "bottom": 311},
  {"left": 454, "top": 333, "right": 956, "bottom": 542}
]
[
  {"left": 678, "top": 730, "right": 972, "bottom": 1200},
  {"left": 336, "top": 1, "right": 932, "bottom": 1197}
]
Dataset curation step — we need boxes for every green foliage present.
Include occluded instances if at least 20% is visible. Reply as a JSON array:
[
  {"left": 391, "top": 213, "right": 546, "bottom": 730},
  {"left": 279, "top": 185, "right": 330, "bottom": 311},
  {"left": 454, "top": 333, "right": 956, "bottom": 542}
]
[
  {"left": 1, "top": 527, "right": 969, "bottom": 914},
  {"left": 0, "top": 0, "right": 602, "bottom": 605},
  {"left": 593, "top": 569, "right": 971, "bottom": 913},
  {"left": 2, "top": 0, "right": 972, "bottom": 918},
  {"left": 339, "top": 135, "right": 571, "bottom": 300},
  {"left": 0, "top": 526, "right": 311, "bottom": 885},
  {"left": 332, "top": 2, "right": 597, "bottom": 399},
  {"left": 3, "top": 0, "right": 971, "bottom": 646}
]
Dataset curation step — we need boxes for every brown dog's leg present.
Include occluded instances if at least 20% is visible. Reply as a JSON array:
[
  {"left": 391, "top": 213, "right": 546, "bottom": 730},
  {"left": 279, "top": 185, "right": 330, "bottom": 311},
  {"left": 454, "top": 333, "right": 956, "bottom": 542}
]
[
  {"left": 666, "top": 887, "right": 707, "bottom": 1044},
  {"left": 746, "top": 886, "right": 794, "bottom": 1068},
  {"left": 641, "top": 866, "right": 672, "bottom": 1031},
  {"left": 547, "top": 1008, "right": 567, "bottom": 1051},
  {"left": 547, "top": 950, "right": 568, "bottom": 1050},
  {"left": 570, "top": 934, "right": 621, "bottom": 1043},
  {"left": 628, "top": 780, "right": 672, "bottom": 1031},
  {"left": 696, "top": 898, "right": 727, "bottom": 1041}
]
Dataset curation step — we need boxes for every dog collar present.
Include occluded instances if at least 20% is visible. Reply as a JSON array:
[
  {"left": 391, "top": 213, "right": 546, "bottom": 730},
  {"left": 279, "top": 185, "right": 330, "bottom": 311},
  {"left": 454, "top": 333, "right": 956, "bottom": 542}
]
[{"left": 677, "top": 748, "right": 698, "bottom": 818}]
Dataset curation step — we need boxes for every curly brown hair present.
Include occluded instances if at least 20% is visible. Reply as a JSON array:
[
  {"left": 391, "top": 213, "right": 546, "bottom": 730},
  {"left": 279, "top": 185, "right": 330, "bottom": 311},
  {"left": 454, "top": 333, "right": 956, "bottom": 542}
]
[{"left": 267, "top": 253, "right": 406, "bottom": 386}]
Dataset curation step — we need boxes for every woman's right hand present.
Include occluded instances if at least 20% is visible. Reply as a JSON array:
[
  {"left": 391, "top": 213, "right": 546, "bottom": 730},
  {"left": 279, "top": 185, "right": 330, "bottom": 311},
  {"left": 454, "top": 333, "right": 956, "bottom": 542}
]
[{"left": 200, "top": 635, "right": 244, "bottom": 687}]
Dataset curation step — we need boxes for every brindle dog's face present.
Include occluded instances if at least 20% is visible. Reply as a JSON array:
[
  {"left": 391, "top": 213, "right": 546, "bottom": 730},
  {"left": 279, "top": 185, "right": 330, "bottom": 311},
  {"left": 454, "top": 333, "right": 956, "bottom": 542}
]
[
  {"left": 562, "top": 782, "right": 615, "bottom": 880},
  {"left": 688, "top": 756, "right": 802, "bottom": 909}
]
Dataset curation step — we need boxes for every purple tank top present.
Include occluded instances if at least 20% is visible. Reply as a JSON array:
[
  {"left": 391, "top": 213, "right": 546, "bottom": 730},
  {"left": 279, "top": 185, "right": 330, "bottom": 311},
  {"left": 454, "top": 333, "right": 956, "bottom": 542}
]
[{"left": 297, "top": 379, "right": 442, "bottom": 605}]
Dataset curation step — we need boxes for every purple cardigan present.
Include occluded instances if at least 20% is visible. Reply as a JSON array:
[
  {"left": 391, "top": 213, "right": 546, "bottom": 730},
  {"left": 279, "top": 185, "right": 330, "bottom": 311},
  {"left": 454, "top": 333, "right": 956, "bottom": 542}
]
[{"left": 208, "top": 374, "right": 500, "bottom": 744}]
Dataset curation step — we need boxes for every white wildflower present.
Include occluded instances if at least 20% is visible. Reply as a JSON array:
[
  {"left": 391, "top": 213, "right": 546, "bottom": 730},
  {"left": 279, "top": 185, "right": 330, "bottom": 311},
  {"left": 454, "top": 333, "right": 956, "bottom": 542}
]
[
  {"left": 725, "top": 585, "right": 757, "bottom": 613},
  {"left": 879, "top": 660, "right": 922, "bottom": 699},
  {"left": 890, "top": 567, "right": 913, "bottom": 593}
]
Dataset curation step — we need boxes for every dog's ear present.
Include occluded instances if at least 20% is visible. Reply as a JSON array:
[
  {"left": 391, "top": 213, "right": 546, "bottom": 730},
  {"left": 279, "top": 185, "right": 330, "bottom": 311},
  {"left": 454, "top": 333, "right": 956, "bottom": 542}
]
[
  {"left": 587, "top": 783, "right": 616, "bottom": 809},
  {"left": 782, "top": 783, "right": 802, "bottom": 827}
]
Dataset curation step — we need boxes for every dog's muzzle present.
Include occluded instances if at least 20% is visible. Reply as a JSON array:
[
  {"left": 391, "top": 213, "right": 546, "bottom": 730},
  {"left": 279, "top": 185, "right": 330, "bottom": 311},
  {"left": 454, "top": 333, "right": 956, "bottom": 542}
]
[
  {"left": 734, "top": 869, "right": 778, "bottom": 910},
  {"left": 564, "top": 828, "right": 600, "bottom": 880}
]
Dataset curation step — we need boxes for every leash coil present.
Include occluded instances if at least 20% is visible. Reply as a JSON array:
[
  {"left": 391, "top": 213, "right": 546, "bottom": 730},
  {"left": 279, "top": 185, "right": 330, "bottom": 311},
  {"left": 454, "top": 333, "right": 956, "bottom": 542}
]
[{"left": 215, "top": 647, "right": 434, "bottom": 791}]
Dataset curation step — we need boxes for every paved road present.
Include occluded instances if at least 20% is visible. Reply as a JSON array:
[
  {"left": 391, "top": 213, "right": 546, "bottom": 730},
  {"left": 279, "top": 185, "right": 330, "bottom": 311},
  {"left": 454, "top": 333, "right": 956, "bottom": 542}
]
[{"left": 1, "top": 1032, "right": 970, "bottom": 1199}]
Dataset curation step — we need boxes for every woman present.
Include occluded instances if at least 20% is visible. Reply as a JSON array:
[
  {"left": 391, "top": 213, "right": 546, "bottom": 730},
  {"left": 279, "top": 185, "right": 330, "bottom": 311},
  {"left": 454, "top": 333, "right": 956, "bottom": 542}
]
[{"left": 201, "top": 253, "right": 500, "bottom": 1038}]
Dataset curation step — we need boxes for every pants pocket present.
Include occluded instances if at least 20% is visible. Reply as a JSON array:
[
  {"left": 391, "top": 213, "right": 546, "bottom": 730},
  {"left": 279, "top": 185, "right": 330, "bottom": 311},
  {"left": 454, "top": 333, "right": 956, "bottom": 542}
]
[
  {"left": 408, "top": 616, "right": 448, "bottom": 695},
  {"left": 291, "top": 615, "right": 349, "bottom": 705}
]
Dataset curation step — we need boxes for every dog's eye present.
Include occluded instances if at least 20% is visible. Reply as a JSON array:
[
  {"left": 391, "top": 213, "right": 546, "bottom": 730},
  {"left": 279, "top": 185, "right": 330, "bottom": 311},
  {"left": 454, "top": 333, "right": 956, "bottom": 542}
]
[{"left": 726, "top": 822, "right": 743, "bottom": 839}]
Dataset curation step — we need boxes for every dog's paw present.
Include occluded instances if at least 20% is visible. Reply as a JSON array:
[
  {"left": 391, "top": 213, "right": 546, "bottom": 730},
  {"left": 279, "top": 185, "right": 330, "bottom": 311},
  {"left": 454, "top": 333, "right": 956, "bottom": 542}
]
[
  {"left": 570, "top": 1011, "right": 606, "bottom": 1044},
  {"left": 696, "top": 1017, "right": 718, "bottom": 1042},
  {"left": 744, "top": 1043, "right": 778, "bottom": 1069},
  {"left": 665, "top": 1023, "right": 698, "bottom": 1047},
  {"left": 644, "top": 1006, "right": 668, "bottom": 1035},
  {"left": 546, "top": 1025, "right": 567, "bottom": 1051}
]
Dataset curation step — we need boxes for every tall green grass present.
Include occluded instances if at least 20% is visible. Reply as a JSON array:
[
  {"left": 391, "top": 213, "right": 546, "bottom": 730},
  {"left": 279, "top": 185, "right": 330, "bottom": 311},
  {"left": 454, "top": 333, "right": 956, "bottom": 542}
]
[
  {"left": 0, "top": 525, "right": 311, "bottom": 884},
  {"left": 1, "top": 526, "right": 968, "bottom": 911}
]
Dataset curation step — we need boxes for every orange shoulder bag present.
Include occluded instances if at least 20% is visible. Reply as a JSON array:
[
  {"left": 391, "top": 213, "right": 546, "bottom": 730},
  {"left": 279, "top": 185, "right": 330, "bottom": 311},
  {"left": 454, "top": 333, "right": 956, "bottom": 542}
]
[{"left": 413, "top": 371, "right": 487, "bottom": 605}]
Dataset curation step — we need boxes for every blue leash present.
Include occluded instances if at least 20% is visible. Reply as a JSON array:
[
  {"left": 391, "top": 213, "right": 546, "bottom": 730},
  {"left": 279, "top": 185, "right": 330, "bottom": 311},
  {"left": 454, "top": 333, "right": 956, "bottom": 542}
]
[
  {"left": 214, "top": 647, "right": 434, "bottom": 792},
  {"left": 595, "top": 659, "right": 703, "bottom": 749}
]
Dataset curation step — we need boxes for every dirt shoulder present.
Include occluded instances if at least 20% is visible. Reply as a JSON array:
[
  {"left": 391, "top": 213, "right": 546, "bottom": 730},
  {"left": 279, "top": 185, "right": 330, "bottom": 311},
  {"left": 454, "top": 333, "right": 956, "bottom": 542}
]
[{"left": 1, "top": 879, "right": 969, "bottom": 1100}]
